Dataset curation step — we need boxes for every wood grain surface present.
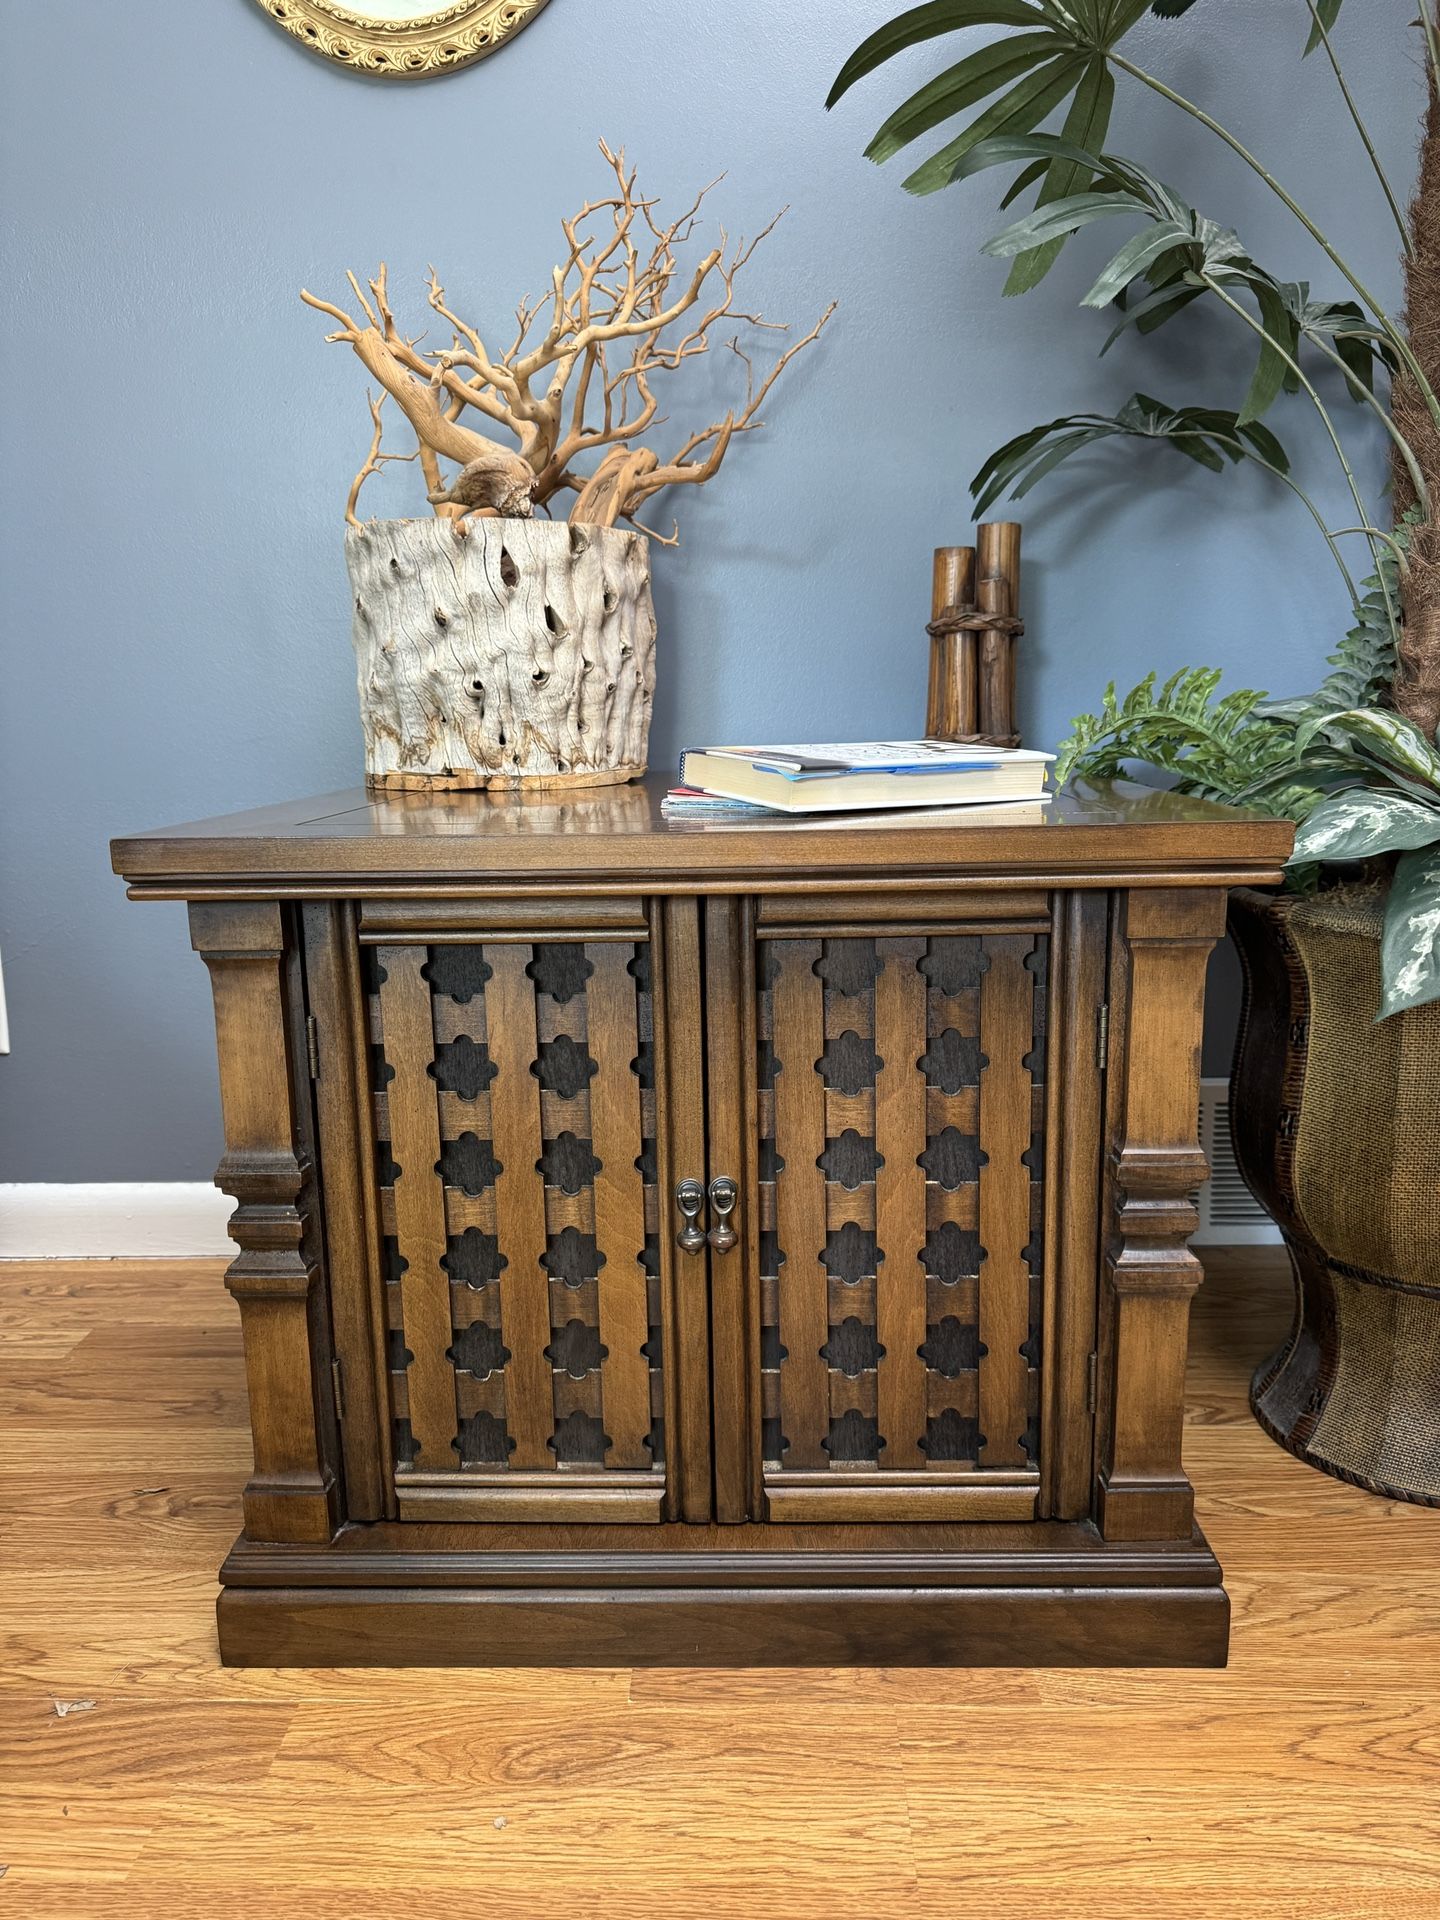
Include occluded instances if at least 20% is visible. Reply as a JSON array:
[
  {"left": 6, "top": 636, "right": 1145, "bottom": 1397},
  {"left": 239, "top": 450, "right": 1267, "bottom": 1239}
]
[{"left": 2, "top": 1245, "right": 1438, "bottom": 1914}]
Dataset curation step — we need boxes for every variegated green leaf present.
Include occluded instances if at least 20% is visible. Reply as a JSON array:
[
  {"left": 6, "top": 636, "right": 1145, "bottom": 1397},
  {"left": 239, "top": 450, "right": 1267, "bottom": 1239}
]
[
  {"left": 1380, "top": 847, "right": 1440, "bottom": 1017},
  {"left": 1288, "top": 789, "right": 1440, "bottom": 867},
  {"left": 1293, "top": 708, "right": 1440, "bottom": 793}
]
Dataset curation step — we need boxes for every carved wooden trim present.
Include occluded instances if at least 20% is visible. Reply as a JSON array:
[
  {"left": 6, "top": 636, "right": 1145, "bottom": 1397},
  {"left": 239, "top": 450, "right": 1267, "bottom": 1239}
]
[
  {"left": 190, "top": 901, "right": 341, "bottom": 1544},
  {"left": 1097, "top": 888, "right": 1226, "bottom": 1542}
]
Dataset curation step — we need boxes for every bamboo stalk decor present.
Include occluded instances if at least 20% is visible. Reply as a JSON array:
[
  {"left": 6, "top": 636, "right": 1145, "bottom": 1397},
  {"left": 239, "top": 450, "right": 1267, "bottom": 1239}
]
[{"left": 925, "top": 521, "right": 1023, "bottom": 747}]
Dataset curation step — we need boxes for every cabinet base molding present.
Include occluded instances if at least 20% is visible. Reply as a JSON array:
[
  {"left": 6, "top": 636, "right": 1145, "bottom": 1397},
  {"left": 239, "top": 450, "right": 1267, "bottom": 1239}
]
[{"left": 217, "top": 1521, "right": 1229, "bottom": 1668}]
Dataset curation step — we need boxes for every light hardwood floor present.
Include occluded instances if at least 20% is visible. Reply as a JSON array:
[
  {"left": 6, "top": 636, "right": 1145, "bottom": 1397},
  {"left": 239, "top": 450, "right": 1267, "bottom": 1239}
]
[{"left": 1, "top": 1246, "right": 1437, "bottom": 1917}]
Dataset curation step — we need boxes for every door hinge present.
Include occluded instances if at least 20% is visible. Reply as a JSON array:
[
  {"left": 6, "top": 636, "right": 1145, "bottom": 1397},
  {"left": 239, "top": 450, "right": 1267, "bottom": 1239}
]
[
  {"left": 331, "top": 1356, "right": 345, "bottom": 1421},
  {"left": 1086, "top": 1351, "right": 1099, "bottom": 1414},
  {"left": 305, "top": 1013, "right": 320, "bottom": 1081},
  {"left": 1095, "top": 1002, "right": 1110, "bottom": 1073}
]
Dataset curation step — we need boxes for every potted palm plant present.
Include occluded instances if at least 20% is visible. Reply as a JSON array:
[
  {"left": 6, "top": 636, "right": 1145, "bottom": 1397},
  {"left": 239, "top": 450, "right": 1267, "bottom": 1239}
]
[{"left": 832, "top": 0, "right": 1440, "bottom": 1502}]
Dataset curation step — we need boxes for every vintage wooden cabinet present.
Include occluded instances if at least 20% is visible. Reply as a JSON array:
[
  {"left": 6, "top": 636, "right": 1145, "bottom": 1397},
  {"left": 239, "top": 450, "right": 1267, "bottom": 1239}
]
[{"left": 111, "top": 778, "right": 1292, "bottom": 1666}]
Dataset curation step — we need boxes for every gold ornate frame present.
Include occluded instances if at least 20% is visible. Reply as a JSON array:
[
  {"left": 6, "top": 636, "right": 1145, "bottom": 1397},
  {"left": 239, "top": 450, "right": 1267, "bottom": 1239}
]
[{"left": 251, "top": 0, "right": 553, "bottom": 76}]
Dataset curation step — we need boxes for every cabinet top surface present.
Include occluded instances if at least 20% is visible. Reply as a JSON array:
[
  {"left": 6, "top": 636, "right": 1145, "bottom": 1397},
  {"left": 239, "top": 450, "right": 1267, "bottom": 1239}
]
[{"left": 112, "top": 775, "right": 1293, "bottom": 894}]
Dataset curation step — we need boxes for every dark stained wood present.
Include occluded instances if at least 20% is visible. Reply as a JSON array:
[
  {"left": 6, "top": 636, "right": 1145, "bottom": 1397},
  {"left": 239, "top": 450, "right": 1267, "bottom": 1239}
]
[
  {"left": 374, "top": 945, "right": 458, "bottom": 1475},
  {"left": 188, "top": 902, "right": 340, "bottom": 1545},
  {"left": 977, "top": 935, "right": 1035, "bottom": 1470},
  {"left": 703, "top": 896, "right": 757, "bottom": 1523},
  {"left": 583, "top": 941, "right": 652, "bottom": 1472},
  {"left": 480, "top": 944, "right": 554, "bottom": 1473},
  {"left": 655, "top": 896, "right": 713, "bottom": 1523},
  {"left": 117, "top": 778, "right": 1293, "bottom": 1666},
  {"left": 1042, "top": 890, "right": 1109, "bottom": 1520},
  {"left": 873, "top": 938, "right": 929, "bottom": 1472},
  {"left": 300, "top": 902, "right": 388, "bottom": 1521},
  {"left": 112, "top": 777, "right": 1295, "bottom": 898},
  {"left": 769, "top": 940, "right": 831, "bottom": 1474},
  {"left": 1097, "top": 888, "right": 1227, "bottom": 1543}
]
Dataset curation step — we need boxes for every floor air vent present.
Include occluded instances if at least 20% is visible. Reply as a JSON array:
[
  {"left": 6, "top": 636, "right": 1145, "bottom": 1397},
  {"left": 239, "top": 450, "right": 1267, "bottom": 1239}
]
[{"left": 1195, "top": 1077, "right": 1282, "bottom": 1245}]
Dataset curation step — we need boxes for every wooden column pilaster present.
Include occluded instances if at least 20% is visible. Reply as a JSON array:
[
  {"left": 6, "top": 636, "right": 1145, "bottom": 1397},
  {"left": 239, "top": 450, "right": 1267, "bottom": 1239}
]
[
  {"left": 190, "top": 900, "right": 341, "bottom": 1544},
  {"left": 1097, "top": 887, "right": 1226, "bottom": 1542}
]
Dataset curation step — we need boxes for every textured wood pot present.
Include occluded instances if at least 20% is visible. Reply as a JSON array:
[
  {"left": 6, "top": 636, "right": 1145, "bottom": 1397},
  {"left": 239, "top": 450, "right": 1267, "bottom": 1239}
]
[
  {"left": 346, "top": 517, "right": 656, "bottom": 790},
  {"left": 1229, "top": 886, "right": 1440, "bottom": 1505}
]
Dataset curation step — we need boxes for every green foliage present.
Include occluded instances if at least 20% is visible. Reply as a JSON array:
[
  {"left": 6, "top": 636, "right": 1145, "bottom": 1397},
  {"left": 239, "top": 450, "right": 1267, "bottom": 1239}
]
[
  {"left": 1262, "top": 514, "right": 1412, "bottom": 723},
  {"left": 971, "top": 392, "right": 1289, "bottom": 518},
  {"left": 826, "top": 0, "right": 1154, "bottom": 281},
  {"left": 1051, "top": 669, "right": 1305, "bottom": 806}
]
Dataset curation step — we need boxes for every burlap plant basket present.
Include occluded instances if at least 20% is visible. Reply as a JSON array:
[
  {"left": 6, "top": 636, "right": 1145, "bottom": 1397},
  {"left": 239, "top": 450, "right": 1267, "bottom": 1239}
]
[{"left": 1229, "top": 886, "right": 1440, "bottom": 1504}]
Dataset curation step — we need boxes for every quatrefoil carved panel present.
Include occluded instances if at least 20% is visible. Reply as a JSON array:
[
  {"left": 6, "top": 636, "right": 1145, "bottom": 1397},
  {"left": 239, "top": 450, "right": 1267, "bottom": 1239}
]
[
  {"left": 540, "top": 1226, "right": 606, "bottom": 1287},
  {"left": 821, "top": 1318, "right": 885, "bottom": 1378},
  {"left": 549, "top": 1408, "right": 610, "bottom": 1464},
  {"left": 532, "top": 1035, "right": 598, "bottom": 1099},
  {"left": 536, "top": 1131, "right": 600, "bottom": 1194},
  {"left": 821, "top": 1221, "right": 882, "bottom": 1285},
  {"left": 442, "top": 1226, "right": 508, "bottom": 1289},
  {"left": 437, "top": 1133, "right": 503, "bottom": 1196},
  {"left": 430, "top": 1035, "right": 497, "bottom": 1099},
  {"left": 824, "top": 1408, "right": 884, "bottom": 1462},
  {"left": 526, "top": 943, "right": 593, "bottom": 1004},
  {"left": 817, "top": 1030, "right": 882, "bottom": 1096},
  {"left": 448, "top": 1321, "right": 511, "bottom": 1379},
  {"left": 545, "top": 1319, "right": 608, "bottom": 1379},
  {"left": 423, "top": 947, "right": 492, "bottom": 1004},
  {"left": 454, "top": 1410, "right": 515, "bottom": 1466}
]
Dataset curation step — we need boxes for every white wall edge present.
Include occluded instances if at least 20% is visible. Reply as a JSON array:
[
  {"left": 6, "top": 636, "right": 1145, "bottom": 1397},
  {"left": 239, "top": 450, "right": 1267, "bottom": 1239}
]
[{"left": 0, "top": 1184, "right": 233, "bottom": 1259}]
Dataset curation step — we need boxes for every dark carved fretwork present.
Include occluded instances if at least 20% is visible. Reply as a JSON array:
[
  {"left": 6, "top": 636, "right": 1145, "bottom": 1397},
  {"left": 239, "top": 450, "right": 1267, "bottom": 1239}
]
[
  {"left": 430, "top": 1035, "right": 497, "bottom": 1099},
  {"left": 760, "top": 1324, "right": 788, "bottom": 1369},
  {"left": 821, "top": 1318, "right": 885, "bottom": 1378},
  {"left": 437, "top": 1132, "right": 502, "bottom": 1196},
  {"left": 423, "top": 947, "right": 492, "bottom": 1004},
  {"left": 532, "top": 1035, "right": 599, "bottom": 1099},
  {"left": 918, "top": 1126, "right": 983, "bottom": 1189},
  {"left": 455, "top": 1409, "right": 516, "bottom": 1466},
  {"left": 919, "top": 1028, "right": 983, "bottom": 1093},
  {"left": 821, "top": 1221, "right": 881, "bottom": 1286},
  {"left": 920, "top": 937, "right": 988, "bottom": 996},
  {"left": 824, "top": 1408, "right": 884, "bottom": 1463},
  {"left": 761, "top": 1415, "right": 788, "bottom": 1462},
  {"left": 818, "top": 1128, "right": 883, "bottom": 1189},
  {"left": 526, "top": 942, "right": 593, "bottom": 1004},
  {"left": 540, "top": 1225, "right": 606, "bottom": 1287},
  {"left": 448, "top": 1321, "right": 512, "bottom": 1379},
  {"left": 817, "top": 1030, "right": 882, "bottom": 1096},
  {"left": 921, "top": 1408, "right": 983, "bottom": 1461},
  {"left": 441, "top": 1226, "right": 507, "bottom": 1289},
  {"left": 545, "top": 1319, "right": 608, "bottom": 1379},
  {"left": 815, "top": 938, "right": 880, "bottom": 998},
  {"left": 537, "top": 1131, "right": 601, "bottom": 1194},
  {"left": 918, "top": 1317, "right": 983, "bottom": 1377},
  {"left": 549, "top": 1408, "right": 610, "bottom": 1464},
  {"left": 393, "top": 1418, "right": 420, "bottom": 1466},
  {"left": 923, "top": 1221, "right": 982, "bottom": 1284}
]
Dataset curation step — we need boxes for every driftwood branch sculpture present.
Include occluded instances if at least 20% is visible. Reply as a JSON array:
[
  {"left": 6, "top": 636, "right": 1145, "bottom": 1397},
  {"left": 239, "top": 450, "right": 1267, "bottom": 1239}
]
[{"left": 302, "top": 140, "right": 835, "bottom": 536}]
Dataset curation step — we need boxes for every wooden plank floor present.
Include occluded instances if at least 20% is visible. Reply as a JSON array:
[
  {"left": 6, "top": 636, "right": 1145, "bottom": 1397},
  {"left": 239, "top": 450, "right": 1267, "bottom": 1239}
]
[{"left": 1, "top": 1246, "right": 1437, "bottom": 1915}]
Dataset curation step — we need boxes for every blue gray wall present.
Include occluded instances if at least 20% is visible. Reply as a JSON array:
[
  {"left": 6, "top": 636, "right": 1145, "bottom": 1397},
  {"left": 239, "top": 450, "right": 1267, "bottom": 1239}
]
[{"left": 0, "top": 0, "right": 1419, "bottom": 1181}]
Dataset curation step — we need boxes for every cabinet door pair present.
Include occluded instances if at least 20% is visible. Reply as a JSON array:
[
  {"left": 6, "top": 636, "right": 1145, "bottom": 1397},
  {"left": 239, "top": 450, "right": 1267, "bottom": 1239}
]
[{"left": 313, "top": 892, "right": 1104, "bottom": 1528}]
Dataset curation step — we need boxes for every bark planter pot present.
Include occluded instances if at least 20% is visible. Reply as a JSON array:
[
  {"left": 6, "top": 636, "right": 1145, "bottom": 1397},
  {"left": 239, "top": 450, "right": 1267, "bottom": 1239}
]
[
  {"left": 346, "top": 516, "right": 657, "bottom": 791},
  {"left": 1229, "top": 885, "right": 1440, "bottom": 1506}
]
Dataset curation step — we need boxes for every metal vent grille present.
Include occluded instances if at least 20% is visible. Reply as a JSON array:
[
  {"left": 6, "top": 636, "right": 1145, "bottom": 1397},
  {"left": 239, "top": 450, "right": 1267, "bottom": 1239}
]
[{"left": 1195, "top": 1078, "right": 1281, "bottom": 1245}]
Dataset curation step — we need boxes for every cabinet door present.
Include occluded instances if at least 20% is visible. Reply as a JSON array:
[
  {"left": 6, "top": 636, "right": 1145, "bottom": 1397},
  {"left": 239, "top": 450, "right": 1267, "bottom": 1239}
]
[
  {"left": 751, "top": 924, "right": 1053, "bottom": 1522},
  {"left": 360, "top": 927, "right": 671, "bottom": 1521}
]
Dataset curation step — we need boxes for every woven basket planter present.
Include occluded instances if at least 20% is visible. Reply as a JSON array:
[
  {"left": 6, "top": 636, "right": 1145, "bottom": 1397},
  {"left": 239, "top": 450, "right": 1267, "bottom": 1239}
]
[{"left": 1230, "top": 886, "right": 1440, "bottom": 1505}]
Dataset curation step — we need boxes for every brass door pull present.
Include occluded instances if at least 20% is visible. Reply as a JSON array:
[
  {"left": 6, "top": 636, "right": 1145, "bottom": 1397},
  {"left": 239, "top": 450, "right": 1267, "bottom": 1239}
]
[
  {"left": 675, "top": 1178, "right": 706, "bottom": 1254},
  {"left": 707, "top": 1176, "right": 738, "bottom": 1253}
]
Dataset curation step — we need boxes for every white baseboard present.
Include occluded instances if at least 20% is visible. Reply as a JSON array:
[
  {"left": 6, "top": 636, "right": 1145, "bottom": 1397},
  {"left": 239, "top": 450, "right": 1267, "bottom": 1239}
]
[{"left": 0, "top": 1183, "right": 233, "bottom": 1259}]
